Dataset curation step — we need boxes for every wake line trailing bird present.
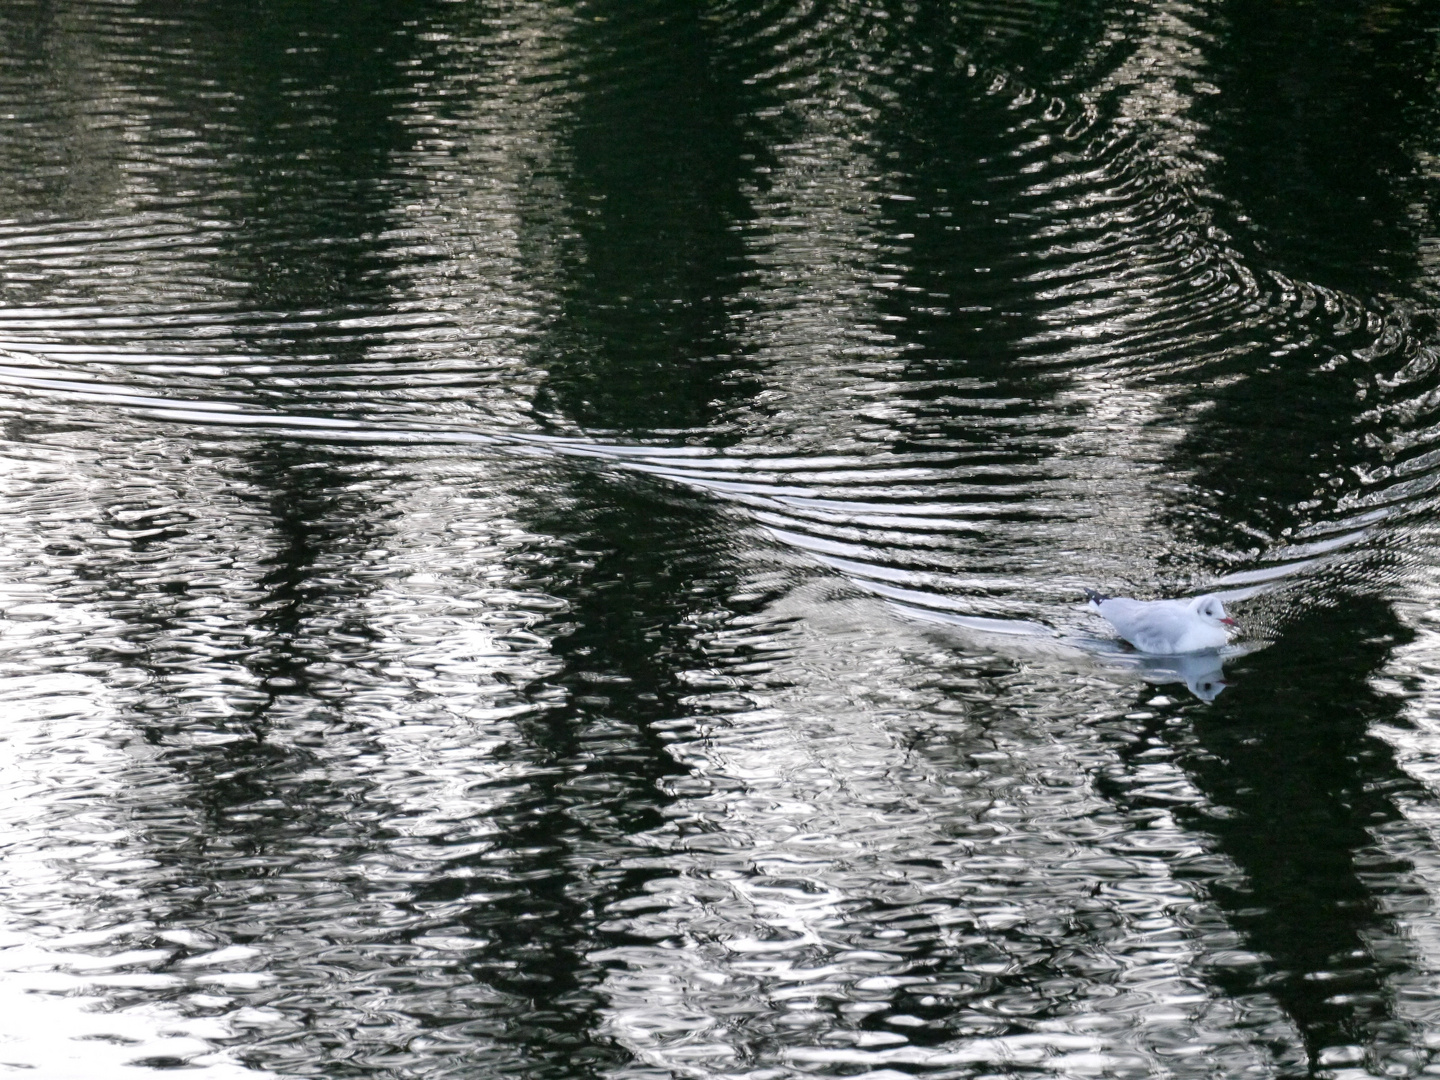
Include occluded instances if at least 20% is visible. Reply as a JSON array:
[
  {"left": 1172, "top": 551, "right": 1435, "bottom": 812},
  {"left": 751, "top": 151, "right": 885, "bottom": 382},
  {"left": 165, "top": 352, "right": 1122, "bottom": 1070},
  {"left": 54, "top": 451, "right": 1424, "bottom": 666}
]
[{"left": 1084, "top": 589, "right": 1237, "bottom": 655}]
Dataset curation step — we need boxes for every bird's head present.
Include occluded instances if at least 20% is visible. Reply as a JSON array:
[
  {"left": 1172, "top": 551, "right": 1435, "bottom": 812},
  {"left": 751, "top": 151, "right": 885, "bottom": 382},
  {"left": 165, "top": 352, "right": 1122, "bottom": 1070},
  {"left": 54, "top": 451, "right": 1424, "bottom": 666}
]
[{"left": 1190, "top": 594, "right": 1237, "bottom": 627}]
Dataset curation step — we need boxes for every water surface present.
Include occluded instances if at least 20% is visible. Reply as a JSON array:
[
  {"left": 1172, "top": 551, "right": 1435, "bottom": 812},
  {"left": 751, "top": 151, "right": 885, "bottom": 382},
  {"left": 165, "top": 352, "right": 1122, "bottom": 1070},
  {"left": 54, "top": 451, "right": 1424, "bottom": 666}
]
[{"left": 2, "top": 0, "right": 1440, "bottom": 1076}]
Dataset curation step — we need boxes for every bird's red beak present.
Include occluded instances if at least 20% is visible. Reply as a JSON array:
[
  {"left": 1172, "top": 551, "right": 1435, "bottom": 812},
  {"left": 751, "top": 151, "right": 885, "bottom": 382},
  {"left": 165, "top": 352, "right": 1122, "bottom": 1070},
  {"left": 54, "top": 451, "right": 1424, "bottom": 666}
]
[{"left": 1221, "top": 617, "right": 1237, "bottom": 626}]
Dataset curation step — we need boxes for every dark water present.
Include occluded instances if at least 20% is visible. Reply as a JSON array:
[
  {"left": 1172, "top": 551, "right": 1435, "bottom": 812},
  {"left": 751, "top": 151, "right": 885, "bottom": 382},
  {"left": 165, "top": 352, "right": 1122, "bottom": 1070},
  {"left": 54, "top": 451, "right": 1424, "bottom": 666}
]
[{"left": 2, "top": 0, "right": 1440, "bottom": 1076}]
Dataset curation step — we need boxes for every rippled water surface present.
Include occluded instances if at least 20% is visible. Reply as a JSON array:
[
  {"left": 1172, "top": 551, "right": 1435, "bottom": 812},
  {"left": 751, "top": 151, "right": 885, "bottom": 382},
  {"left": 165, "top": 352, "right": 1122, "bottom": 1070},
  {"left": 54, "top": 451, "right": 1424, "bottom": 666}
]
[{"left": 6, "top": 0, "right": 1440, "bottom": 1076}]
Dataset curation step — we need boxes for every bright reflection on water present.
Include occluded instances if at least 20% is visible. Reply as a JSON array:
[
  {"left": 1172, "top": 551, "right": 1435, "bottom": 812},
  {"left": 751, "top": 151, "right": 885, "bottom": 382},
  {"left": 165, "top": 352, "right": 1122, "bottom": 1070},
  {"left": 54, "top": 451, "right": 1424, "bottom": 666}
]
[{"left": 4, "top": 0, "right": 1440, "bottom": 1076}]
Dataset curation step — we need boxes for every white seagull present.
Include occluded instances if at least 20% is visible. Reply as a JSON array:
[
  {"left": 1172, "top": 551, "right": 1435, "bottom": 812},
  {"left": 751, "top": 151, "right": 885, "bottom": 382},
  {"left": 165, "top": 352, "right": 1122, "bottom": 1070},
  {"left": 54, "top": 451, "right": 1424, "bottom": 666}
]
[{"left": 1085, "top": 589, "right": 1237, "bottom": 655}]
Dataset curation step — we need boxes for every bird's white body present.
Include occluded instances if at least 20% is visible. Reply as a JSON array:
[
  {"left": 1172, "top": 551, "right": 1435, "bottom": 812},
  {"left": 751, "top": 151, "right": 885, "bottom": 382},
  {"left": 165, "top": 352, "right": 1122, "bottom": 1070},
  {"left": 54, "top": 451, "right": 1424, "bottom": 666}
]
[{"left": 1086, "top": 593, "right": 1235, "bottom": 655}]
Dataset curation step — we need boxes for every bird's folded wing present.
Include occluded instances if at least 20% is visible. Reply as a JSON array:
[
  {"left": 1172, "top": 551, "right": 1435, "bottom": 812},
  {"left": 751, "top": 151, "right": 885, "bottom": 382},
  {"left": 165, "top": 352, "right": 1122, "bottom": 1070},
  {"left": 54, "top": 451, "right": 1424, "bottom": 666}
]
[{"left": 1100, "top": 600, "right": 1191, "bottom": 653}]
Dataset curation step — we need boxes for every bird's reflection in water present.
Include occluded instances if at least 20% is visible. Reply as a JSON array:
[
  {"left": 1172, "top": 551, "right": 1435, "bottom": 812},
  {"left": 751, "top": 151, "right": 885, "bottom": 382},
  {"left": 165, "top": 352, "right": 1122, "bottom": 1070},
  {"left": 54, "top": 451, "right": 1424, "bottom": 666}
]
[
  {"left": 1086, "top": 639, "right": 1263, "bottom": 703},
  {"left": 1136, "top": 650, "right": 1230, "bottom": 702}
]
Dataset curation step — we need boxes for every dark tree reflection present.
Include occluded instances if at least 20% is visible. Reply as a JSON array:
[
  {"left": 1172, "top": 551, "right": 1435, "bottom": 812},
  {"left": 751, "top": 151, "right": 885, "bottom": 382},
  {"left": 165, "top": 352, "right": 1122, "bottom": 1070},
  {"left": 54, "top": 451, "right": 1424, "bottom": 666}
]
[{"left": 1105, "top": 597, "right": 1427, "bottom": 1068}]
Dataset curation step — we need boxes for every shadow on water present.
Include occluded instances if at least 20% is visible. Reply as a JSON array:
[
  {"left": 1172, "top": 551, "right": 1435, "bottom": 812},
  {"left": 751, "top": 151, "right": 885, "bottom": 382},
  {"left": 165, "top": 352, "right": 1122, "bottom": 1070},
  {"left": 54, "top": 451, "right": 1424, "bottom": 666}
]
[
  {"left": 1136, "top": 8, "right": 1440, "bottom": 1058},
  {"left": 76, "top": 444, "right": 724, "bottom": 1077},
  {"left": 1107, "top": 596, "right": 1429, "bottom": 1067},
  {"left": 135, "top": 0, "right": 447, "bottom": 314},
  {"left": 1154, "top": 0, "right": 1440, "bottom": 568},
  {"left": 107, "top": 0, "right": 439, "bottom": 852},
  {"left": 424, "top": 473, "right": 767, "bottom": 1077},
  {"left": 837, "top": 9, "right": 1090, "bottom": 590},
  {"left": 529, "top": 0, "right": 768, "bottom": 437},
  {"left": 124, "top": 0, "right": 461, "bottom": 452},
  {"left": 442, "top": 7, "right": 811, "bottom": 1063},
  {"left": 103, "top": 0, "right": 434, "bottom": 858},
  {"left": 1130, "top": 14, "right": 1440, "bottom": 1062},
  {"left": 1199, "top": 0, "right": 1440, "bottom": 302},
  {"left": 1158, "top": 314, "right": 1397, "bottom": 576},
  {"left": 0, "top": 0, "right": 129, "bottom": 218},
  {"left": 869, "top": 15, "right": 1081, "bottom": 446}
]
